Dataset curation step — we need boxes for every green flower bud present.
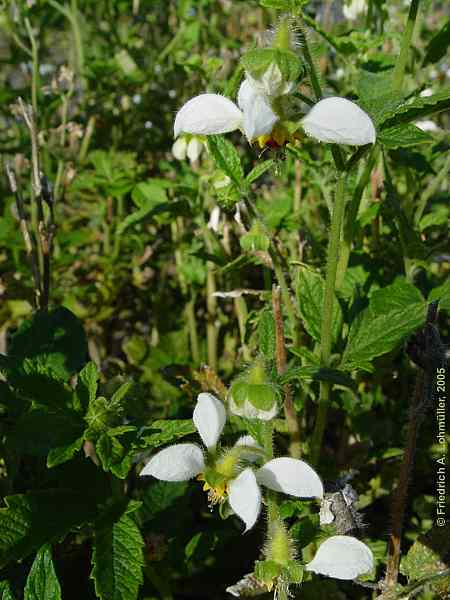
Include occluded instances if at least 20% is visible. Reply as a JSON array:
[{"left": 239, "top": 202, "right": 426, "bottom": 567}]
[
  {"left": 240, "top": 222, "right": 270, "bottom": 253},
  {"left": 229, "top": 358, "right": 280, "bottom": 420}
]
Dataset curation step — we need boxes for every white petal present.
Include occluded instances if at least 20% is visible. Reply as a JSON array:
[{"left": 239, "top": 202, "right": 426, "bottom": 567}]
[
  {"left": 174, "top": 94, "right": 243, "bottom": 137},
  {"left": 256, "top": 457, "right": 324, "bottom": 498},
  {"left": 207, "top": 205, "right": 221, "bottom": 232},
  {"left": 193, "top": 392, "right": 226, "bottom": 449},
  {"left": 319, "top": 498, "right": 335, "bottom": 525},
  {"left": 229, "top": 397, "right": 279, "bottom": 421},
  {"left": 228, "top": 468, "right": 262, "bottom": 532},
  {"left": 172, "top": 137, "right": 187, "bottom": 160},
  {"left": 234, "top": 435, "right": 263, "bottom": 462},
  {"left": 302, "top": 97, "right": 376, "bottom": 146},
  {"left": 140, "top": 443, "right": 204, "bottom": 481},
  {"left": 237, "top": 79, "right": 254, "bottom": 111},
  {"left": 187, "top": 137, "right": 203, "bottom": 162},
  {"left": 415, "top": 119, "right": 439, "bottom": 132},
  {"left": 306, "top": 536, "right": 374, "bottom": 580},
  {"left": 243, "top": 94, "right": 278, "bottom": 141}
]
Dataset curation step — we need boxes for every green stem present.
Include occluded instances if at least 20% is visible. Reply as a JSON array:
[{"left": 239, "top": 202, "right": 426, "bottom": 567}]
[
  {"left": 336, "top": 147, "right": 378, "bottom": 289},
  {"left": 414, "top": 154, "right": 450, "bottom": 226},
  {"left": 393, "top": 0, "right": 420, "bottom": 92},
  {"left": 311, "top": 174, "right": 347, "bottom": 464}
]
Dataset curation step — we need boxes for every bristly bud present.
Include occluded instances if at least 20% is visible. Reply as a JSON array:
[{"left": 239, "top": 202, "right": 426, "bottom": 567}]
[
  {"left": 228, "top": 357, "right": 280, "bottom": 421},
  {"left": 241, "top": 17, "right": 303, "bottom": 99}
]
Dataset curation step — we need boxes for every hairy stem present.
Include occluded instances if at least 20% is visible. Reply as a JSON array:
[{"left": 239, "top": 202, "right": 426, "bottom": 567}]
[
  {"left": 393, "top": 0, "right": 421, "bottom": 91},
  {"left": 272, "top": 285, "right": 301, "bottom": 458},
  {"left": 311, "top": 173, "right": 347, "bottom": 464}
]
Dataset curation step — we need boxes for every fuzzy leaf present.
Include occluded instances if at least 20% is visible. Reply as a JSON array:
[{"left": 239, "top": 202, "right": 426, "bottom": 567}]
[
  {"left": 245, "top": 159, "right": 274, "bottom": 184},
  {"left": 296, "top": 269, "right": 342, "bottom": 345},
  {"left": 0, "top": 582, "right": 15, "bottom": 600},
  {"left": 91, "top": 513, "right": 144, "bottom": 600},
  {"left": 423, "top": 20, "right": 450, "bottom": 66},
  {"left": 24, "top": 545, "right": 61, "bottom": 600},
  {"left": 258, "top": 310, "right": 276, "bottom": 359},
  {"left": 341, "top": 302, "right": 427, "bottom": 371},
  {"left": 0, "top": 490, "right": 99, "bottom": 568},
  {"left": 208, "top": 135, "right": 244, "bottom": 187},
  {"left": 6, "top": 308, "right": 87, "bottom": 382},
  {"left": 378, "top": 124, "right": 433, "bottom": 148}
]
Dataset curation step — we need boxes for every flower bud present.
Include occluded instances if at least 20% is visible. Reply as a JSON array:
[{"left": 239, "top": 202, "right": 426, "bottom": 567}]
[
  {"left": 228, "top": 358, "right": 279, "bottom": 420},
  {"left": 240, "top": 222, "right": 270, "bottom": 252}
]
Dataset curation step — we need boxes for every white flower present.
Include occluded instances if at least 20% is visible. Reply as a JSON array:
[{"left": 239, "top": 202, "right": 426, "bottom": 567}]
[
  {"left": 174, "top": 80, "right": 278, "bottom": 143},
  {"left": 415, "top": 119, "right": 439, "bottom": 132},
  {"left": 140, "top": 393, "right": 324, "bottom": 531},
  {"left": 172, "top": 136, "right": 205, "bottom": 164},
  {"left": 343, "top": 0, "right": 366, "bottom": 20},
  {"left": 302, "top": 97, "right": 376, "bottom": 146},
  {"left": 306, "top": 535, "right": 374, "bottom": 580},
  {"left": 207, "top": 205, "right": 222, "bottom": 232}
]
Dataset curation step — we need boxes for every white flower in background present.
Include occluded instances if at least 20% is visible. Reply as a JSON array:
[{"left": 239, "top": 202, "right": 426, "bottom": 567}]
[
  {"left": 306, "top": 535, "right": 374, "bottom": 580},
  {"left": 140, "top": 392, "right": 324, "bottom": 531},
  {"left": 172, "top": 135, "right": 205, "bottom": 164},
  {"left": 415, "top": 120, "right": 440, "bottom": 132},
  {"left": 343, "top": 0, "right": 366, "bottom": 20},
  {"left": 302, "top": 97, "right": 376, "bottom": 146},
  {"left": 207, "top": 205, "right": 222, "bottom": 232}
]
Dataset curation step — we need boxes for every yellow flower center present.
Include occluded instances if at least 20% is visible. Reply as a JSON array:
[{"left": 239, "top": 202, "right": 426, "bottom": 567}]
[
  {"left": 256, "top": 123, "right": 301, "bottom": 149},
  {"left": 197, "top": 474, "right": 228, "bottom": 506}
]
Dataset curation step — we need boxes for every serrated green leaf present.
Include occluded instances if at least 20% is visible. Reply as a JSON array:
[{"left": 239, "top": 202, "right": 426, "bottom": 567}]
[
  {"left": 137, "top": 480, "right": 188, "bottom": 525},
  {"left": 429, "top": 277, "right": 450, "bottom": 312},
  {"left": 0, "top": 490, "right": 99, "bottom": 568},
  {"left": 136, "top": 419, "right": 196, "bottom": 450},
  {"left": 258, "top": 310, "right": 276, "bottom": 359},
  {"left": 207, "top": 136, "right": 244, "bottom": 187},
  {"left": 47, "top": 436, "right": 84, "bottom": 468},
  {"left": 131, "top": 180, "right": 167, "bottom": 208},
  {"left": 296, "top": 269, "right": 342, "bottom": 345},
  {"left": 77, "top": 361, "right": 99, "bottom": 411},
  {"left": 246, "top": 160, "right": 274, "bottom": 184},
  {"left": 423, "top": 20, "right": 450, "bottom": 66},
  {"left": 381, "top": 87, "right": 450, "bottom": 128},
  {"left": 7, "top": 308, "right": 87, "bottom": 382},
  {"left": 419, "top": 207, "right": 448, "bottom": 231},
  {"left": 91, "top": 513, "right": 144, "bottom": 600},
  {"left": 280, "top": 366, "right": 355, "bottom": 390},
  {"left": 378, "top": 124, "right": 433, "bottom": 149},
  {"left": 341, "top": 302, "right": 427, "bottom": 371},
  {"left": 24, "top": 545, "right": 61, "bottom": 600},
  {"left": 8, "top": 409, "right": 85, "bottom": 457},
  {"left": 96, "top": 432, "right": 133, "bottom": 479},
  {"left": 400, "top": 525, "right": 450, "bottom": 598},
  {"left": 369, "top": 278, "right": 424, "bottom": 313},
  {"left": 0, "top": 582, "right": 15, "bottom": 600}
]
